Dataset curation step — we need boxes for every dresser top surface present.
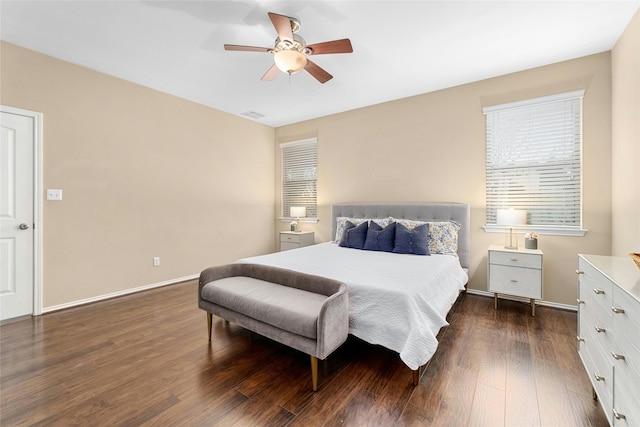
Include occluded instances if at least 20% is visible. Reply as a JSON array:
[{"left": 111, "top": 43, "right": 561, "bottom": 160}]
[{"left": 579, "top": 254, "right": 640, "bottom": 302}]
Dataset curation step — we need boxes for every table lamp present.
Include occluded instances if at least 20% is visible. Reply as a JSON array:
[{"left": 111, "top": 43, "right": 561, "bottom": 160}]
[
  {"left": 496, "top": 208, "right": 527, "bottom": 249},
  {"left": 290, "top": 206, "right": 306, "bottom": 232}
]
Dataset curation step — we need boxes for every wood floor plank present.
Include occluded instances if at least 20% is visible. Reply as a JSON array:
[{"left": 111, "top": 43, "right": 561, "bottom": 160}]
[
  {"left": 0, "top": 283, "right": 608, "bottom": 426},
  {"left": 468, "top": 382, "right": 506, "bottom": 427}
]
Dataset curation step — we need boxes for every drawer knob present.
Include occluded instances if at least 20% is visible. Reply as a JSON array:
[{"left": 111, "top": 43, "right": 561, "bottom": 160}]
[
  {"left": 576, "top": 270, "right": 584, "bottom": 275},
  {"left": 611, "top": 352, "right": 625, "bottom": 361},
  {"left": 594, "top": 326, "right": 606, "bottom": 333},
  {"left": 594, "top": 373, "right": 605, "bottom": 382},
  {"left": 613, "top": 409, "right": 627, "bottom": 420},
  {"left": 576, "top": 336, "right": 584, "bottom": 342},
  {"left": 611, "top": 307, "right": 625, "bottom": 314},
  {"left": 593, "top": 288, "right": 605, "bottom": 295},
  {"left": 577, "top": 299, "right": 585, "bottom": 304}
]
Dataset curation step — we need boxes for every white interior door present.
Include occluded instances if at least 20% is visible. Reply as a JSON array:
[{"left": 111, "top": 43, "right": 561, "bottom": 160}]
[{"left": 1, "top": 111, "right": 34, "bottom": 320}]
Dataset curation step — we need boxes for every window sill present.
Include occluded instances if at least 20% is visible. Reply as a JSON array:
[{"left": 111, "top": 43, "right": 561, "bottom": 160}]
[{"left": 483, "top": 224, "right": 587, "bottom": 237}]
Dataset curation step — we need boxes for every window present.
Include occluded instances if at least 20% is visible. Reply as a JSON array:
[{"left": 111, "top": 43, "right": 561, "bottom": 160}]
[
  {"left": 280, "top": 138, "right": 317, "bottom": 220},
  {"left": 483, "top": 90, "right": 585, "bottom": 235}
]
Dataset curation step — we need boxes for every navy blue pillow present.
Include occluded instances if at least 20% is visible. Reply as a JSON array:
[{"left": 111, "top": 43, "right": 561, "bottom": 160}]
[
  {"left": 339, "top": 221, "right": 369, "bottom": 249},
  {"left": 363, "top": 222, "right": 396, "bottom": 252},
  {"left": 393, "top": 222, "right": 430, "bottom": 255}
]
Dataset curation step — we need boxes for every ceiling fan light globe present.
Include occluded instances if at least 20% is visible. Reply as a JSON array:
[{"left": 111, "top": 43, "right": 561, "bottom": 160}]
[{"left": 274, "top": 50, "right": 307, "bottom": 74}]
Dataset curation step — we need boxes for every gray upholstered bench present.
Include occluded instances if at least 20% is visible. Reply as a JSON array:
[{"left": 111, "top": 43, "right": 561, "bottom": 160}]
[{"left": 198, "top": 263, "right": 349, "bottom": 391}]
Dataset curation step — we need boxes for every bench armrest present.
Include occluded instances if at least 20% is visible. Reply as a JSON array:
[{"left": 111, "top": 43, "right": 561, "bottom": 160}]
[{"left": 316, "top": 283, "right": 349, "bottom": 359}]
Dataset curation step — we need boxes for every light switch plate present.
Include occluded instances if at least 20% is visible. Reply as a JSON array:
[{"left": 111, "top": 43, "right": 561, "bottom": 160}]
[{"left": 47, "top": 189, "right": 63, "bottom": 200}]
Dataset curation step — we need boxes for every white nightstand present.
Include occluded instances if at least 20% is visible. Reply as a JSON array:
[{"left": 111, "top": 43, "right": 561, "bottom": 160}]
[
  {"left": 279, "top": 231, "right": 314, "bottom": 251},
  {"left": 488, "top": 244, "right": 543, "bottom": 316}
]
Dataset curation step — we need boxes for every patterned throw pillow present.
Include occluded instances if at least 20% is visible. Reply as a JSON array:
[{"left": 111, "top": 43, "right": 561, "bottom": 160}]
[
  {"left": 391, "top": 218, "right": 460, "bottom": 255},
  {"left": 426, "top": 221, "right": 461, "bottom": 255}
]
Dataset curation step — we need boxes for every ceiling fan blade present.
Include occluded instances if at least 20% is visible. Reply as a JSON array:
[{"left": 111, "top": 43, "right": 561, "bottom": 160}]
[
  {"left": 224, "top": 44, "right": 272, "bottom": 53},
  {"left": 305, "top": 59, "right": 333, "bottom": 84},
  {"left": 306, "top": 39, "right": 353, "bottom": 55},
  {"left": 268, "top": 12, "right": 293, "bottom": 41},
  {"left": 261, "top": 64, "right": 280, "bottom": 81}
]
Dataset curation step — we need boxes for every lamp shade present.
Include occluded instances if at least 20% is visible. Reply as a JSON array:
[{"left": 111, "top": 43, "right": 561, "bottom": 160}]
[
  {"left": 496, "top": 209, "right": 527, "bottom": 226},
  {"left": 290, "top": 206, "right": 306, "bottom": 218}
]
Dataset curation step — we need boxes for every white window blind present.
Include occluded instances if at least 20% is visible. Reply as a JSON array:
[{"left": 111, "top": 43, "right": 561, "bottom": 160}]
[
  {"left": 484, "top": 90, "right": 584, "bottom": 230},
  {"left": 281, "top": 138, "right": 317, "bottom": 219}
]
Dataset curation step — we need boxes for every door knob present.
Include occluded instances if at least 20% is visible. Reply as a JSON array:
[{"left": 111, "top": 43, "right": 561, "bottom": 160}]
[{"left": 19, "top": 223, "right": 30, "bottom": 230}]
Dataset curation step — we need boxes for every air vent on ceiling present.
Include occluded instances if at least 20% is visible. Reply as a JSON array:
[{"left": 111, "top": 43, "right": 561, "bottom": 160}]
[{"left": 240, "top": 110, "right": 265, "bottom": 120}]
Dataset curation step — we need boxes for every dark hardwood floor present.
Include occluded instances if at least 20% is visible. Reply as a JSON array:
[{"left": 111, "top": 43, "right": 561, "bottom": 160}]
[{"left": 1, "top": 281, "right": 608, "bottom": 426}]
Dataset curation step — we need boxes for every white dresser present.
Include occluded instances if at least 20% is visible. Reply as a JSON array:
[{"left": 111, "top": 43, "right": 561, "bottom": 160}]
[
  {"left": 279, "top": 231, "right": 314, "bottom": 252},
  {"left": 577, "top": 254, "right": 640, "bottom": 426},
  {"left": 488, "top": 245, "right": 543, "bottom": 316}
]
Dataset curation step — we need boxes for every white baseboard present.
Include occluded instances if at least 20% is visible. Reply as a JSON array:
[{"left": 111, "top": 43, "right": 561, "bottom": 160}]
[
  {"left": 466, "top": 289, "right": 577, "bottom": 312},
  {"left": 41, "top": 274, "right": 199, "bottom": 314}
]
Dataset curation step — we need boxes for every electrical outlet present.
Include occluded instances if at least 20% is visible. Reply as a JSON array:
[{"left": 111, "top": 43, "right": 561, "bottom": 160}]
[
  {"left": 47, "top": 189, "right": 63, "bottom": 200},
  {"left": 153, "top": 257, "right": 160, "bottom": 267}
]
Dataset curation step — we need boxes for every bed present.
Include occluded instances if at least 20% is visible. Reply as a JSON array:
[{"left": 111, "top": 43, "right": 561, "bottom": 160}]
[{"left": 237, "top": 203, "right": 470, "bottom": 378}]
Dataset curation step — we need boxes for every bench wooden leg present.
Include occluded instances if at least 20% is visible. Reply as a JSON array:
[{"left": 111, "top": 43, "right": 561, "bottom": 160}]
[
  {"left": 311, "top": 356, "right": 319, "bottom": 391},
  {"left": 207, "top": 312, "right": 212, "bottom": 342}
]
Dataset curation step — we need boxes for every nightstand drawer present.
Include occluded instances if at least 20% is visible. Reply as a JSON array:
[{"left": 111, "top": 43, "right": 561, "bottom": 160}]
[
  {"left": 489, "top": 250, "right": 541, "bottom": 269},
  {"left": 280, "top": 233, "right": 303, "bottom": 244},
  {"left": 279, "top": 231, "right": 314, "bottom": 252},
  {"left": 488, "top": 264, "right": 542, "bottom": 299}
]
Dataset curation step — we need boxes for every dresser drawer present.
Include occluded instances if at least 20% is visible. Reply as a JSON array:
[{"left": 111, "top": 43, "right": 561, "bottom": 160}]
[
  {"left": 488, "top": 264, "right": 542, "bottom": 299},
  {"left": 579, "top": 278, "right": 613, "bottom": 320},
  {"left": 579, "top": 330, "right": 613, "bottom": 423},
  {"left": 580, "top": 305, "right": 614, "bottom": 359},
  {"left": 613, "top": 368, "right": 640, "bottom": 427},
  {"left": 612, "top": 328, "right": 640, "bottom": 381},
  {"left": 612, "top": 286, "right": 640, "bottom": 335},
  {"left": 490, "top": 250, "right": 541, "bottom": 269}
]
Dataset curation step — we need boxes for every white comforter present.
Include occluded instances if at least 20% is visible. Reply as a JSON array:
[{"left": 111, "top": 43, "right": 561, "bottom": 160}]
[{"left": 237, "top": 242, "right": 468, "bottom": 370}]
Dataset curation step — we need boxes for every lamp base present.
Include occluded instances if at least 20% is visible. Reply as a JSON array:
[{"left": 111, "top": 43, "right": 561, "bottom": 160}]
[{"left": 504, "top": 228, "right": 518, "bottom": 249}]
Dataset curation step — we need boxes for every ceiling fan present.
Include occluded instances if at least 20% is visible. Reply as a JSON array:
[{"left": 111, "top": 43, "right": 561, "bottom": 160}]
[{"left": 224, "top": 12, "right": 353, "bottom": 84}]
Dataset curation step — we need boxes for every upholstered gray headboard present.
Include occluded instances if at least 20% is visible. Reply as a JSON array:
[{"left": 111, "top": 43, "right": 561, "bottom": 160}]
[{"left": 331, "top": 203, "right": 470, "bottom": 270}]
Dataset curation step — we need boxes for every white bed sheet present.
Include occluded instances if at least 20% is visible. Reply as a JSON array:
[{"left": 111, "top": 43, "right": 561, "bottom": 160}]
[{"left": 237, "top": 242, "right": 468, "bottom": 370}]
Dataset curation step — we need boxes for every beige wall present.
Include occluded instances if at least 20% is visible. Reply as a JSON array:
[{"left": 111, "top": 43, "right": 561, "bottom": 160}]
[
  {"left": 1, "top": 42, "right": 276, "bottom": 309},
  {"left": 612, "top": 9, "right": 640, "bottom": 256},
  {"left": 275, "top": 53, "right": 613, "bottom": 307}
]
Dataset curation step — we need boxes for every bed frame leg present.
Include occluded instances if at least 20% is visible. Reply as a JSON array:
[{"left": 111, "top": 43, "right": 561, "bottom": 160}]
[
  {"left": 413, "top": 368, "right": 419, "bottom": 386},
  {"left": 311, "top": 356, "right": 319, "bottom": 391},
  {"left": 207, "top": 312, "right": 212, "bottom": 342}
]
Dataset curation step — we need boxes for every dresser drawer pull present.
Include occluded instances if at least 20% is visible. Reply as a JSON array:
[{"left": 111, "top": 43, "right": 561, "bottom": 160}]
[
  {"left": 593, "top": 288, "right": 605, "bottom": 295},
  {"left": 576, "top": 270, "right": 584, "bottom": 275},
  {"left": 611, "top": 352, "right": 625, "bottom": 361},
  {"left": 594, "top": 326, "right": 606, "bottom": 333},
  {"left": 577, "top": 299, "right": 585, "bottom": 304},
  {"left": 576, "top": 336, "right": 584, "bottom": 342},
  {"left": 510, "top": 258, "right": 519, "bottom": 262},
  {"left": 611, "top": 307, "right": 625, "bottom": 314},
  {"left": 510, "top": 279, "right": 518, "bottom": 283},
  {"left": 594, "top": 373, "right": 605, "bottom": 381},
  {"left": 613, "top": 409, "right": 626, "bottom": 420}
]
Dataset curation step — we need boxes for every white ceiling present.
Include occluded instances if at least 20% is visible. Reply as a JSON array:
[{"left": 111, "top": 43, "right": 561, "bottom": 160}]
[{"left": 1, "top": 1, "right": 638, "bottom": 127}]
